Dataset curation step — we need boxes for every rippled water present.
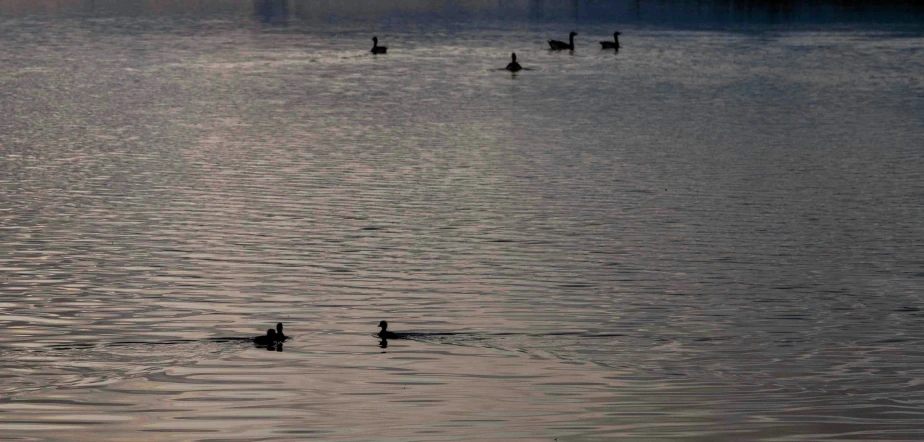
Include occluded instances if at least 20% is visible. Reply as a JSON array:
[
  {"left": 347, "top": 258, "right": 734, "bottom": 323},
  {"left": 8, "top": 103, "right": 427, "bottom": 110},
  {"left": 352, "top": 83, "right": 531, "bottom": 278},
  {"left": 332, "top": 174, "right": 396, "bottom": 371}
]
[{"left": 2, "top": 1, "right": 924, "bottom": 440}]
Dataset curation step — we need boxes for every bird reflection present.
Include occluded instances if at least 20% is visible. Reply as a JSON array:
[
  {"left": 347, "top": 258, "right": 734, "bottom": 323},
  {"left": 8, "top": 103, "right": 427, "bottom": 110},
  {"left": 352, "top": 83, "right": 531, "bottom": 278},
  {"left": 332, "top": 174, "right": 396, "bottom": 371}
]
[{"left": 379, "top": 338, "right": 388, "bottom": 349}]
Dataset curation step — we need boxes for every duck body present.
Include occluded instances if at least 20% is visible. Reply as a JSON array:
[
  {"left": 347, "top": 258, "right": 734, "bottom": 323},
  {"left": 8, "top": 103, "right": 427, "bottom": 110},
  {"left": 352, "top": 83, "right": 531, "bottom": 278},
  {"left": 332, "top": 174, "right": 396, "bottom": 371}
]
[
  {"left": 377, "top": 320, "right": 403, "bottom": 339},
  {"left": 548, "top": 31, "right": 577, "bottom": 50},
  {"left": 253, "top": 329, "right": 278, "bottom": 346},
  {"left": 371, "top": 36, "right": 387, "bottom": 54},
  {"left": 505, "top": 52, "right": 522, "bottom": 72},
  {"left": 600, "top": 31, "right": 621, "bottom": 49}
]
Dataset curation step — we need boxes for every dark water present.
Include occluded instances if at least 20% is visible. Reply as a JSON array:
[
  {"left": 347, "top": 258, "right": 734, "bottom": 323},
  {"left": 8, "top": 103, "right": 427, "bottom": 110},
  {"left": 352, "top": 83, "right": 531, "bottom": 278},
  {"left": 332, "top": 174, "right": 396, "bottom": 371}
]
[{"left": 1, "top": 0, "right": 923, "bottom": 440}]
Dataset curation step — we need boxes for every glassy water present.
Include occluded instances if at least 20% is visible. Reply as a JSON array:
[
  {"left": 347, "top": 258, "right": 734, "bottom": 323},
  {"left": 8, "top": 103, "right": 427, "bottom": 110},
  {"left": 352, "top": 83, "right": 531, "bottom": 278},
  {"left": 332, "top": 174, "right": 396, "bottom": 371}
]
[{"left": 1, "top": 1, "right": 923, "bottom": 440}]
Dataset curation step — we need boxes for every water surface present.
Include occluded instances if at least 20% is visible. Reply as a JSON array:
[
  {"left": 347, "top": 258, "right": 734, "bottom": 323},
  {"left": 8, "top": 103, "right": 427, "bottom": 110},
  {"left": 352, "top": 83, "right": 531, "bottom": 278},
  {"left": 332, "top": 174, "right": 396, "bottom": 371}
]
[{"left": 1, "top": 1, "right": 923, "bottom": 440}]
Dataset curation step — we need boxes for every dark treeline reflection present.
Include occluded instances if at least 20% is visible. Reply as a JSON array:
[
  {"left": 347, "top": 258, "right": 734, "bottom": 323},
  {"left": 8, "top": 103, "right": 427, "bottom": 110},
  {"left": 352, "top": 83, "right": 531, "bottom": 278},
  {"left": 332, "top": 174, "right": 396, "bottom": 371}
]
[{"left": 2, "top": 0, "right": 923, "bottom": 25}]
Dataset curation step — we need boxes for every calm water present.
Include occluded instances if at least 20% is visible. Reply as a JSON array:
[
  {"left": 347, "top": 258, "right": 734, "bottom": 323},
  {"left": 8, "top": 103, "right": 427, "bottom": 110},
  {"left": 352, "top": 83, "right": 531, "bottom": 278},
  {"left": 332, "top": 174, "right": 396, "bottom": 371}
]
[{"left": 1, "top": 1, "right": 923, "bottom": 440}]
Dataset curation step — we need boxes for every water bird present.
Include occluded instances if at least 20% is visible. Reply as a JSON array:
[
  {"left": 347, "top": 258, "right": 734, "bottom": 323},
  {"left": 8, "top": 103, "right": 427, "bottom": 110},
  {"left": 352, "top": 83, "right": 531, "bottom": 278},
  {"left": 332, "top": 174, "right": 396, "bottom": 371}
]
[
  {"left": 548, "top": 31, "right": 577, "bottom": 51},
  {"left": 377, "top": 320, "right": 401, "bottom": 339},
  {"left": 505, "top": 53, "right": 522, "bottom": 72},
  {"left": 600, "top": 31, "right": 621, "bottom": 50},
  {"left": 371, "top": 36, "right": 387, "bottom": 54},
  {"left": 253, "top": 329, "right": 278, "bottom": 346},
  {"left": 275, "top": 322, "right": 286, "bottom": 340}
]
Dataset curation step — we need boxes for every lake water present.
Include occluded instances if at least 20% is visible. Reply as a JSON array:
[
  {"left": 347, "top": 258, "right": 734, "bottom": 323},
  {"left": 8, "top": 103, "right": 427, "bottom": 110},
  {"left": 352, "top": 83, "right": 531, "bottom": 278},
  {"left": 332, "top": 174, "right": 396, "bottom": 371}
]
[{"left": 1, "top": 0, "right": 923, "bottom": 440}]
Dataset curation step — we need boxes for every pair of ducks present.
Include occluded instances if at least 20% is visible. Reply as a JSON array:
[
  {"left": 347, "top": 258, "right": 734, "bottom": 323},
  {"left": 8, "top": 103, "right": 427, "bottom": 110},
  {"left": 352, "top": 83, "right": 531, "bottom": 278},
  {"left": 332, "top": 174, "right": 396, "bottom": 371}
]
[
  {"left": 549, "top": 31, "right": 622, "bottom": 50},
  {"left": 253, "top": 321, "right": 399, "bottom": 342}
]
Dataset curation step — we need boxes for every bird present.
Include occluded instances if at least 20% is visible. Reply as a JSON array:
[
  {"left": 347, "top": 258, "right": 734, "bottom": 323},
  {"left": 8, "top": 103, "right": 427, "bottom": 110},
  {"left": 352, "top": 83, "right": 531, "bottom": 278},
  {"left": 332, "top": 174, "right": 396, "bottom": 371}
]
[
  {"left": 253, "top": 329, "right": 278, "bottom": 346},
  {"left": 600, "top": 31, "right": 621, "bottom": 49},
  {"left": 377, "top": 320, "right": 401, "bottom": 339},
  {"left": 275, "top": 323, "right": 286, "bottom": 340},
  {"left": 371, "top": 36, "right": 387, "bottom": 54},
  {"left": 548, "top": 31, "right": 577, "bottom": 51},
  {"left": 505, "top": 53, "right": 522, "bottom": 72}
]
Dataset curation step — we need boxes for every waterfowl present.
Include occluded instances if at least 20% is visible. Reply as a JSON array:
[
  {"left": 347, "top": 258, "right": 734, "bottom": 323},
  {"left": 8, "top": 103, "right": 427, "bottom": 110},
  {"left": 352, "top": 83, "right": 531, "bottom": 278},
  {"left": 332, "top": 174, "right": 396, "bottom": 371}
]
[
  {"left": 505, "top": 53, "right": 522, "bottom": 72},
  {"left": 600, "top": 31, "right": 621, "bottom": 49},
  {"left": 253, "top": 329, "right": 278, "bottom": 346},
  {"left": 276, "top": 322, "right": 286, "bottom": 340},
  {"left": 371, "top": 36, "right": 387, "bottom": 54},
  {"left": 548, "top": 31, "right": 577, "bottom": 51},
  {"left": 377, "top": 320, "right": 400, "bottom": 339}
]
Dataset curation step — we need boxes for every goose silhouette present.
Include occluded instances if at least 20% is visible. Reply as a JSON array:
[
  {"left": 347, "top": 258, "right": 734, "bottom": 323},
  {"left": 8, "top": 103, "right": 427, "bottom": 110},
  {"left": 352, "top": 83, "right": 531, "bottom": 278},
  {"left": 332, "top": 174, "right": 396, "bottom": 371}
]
[
  {"left": 600, "top": 31, "right": 621, "bottom": 49},
  {"left": 371, "top": 36, "right": 387, "bottom": 54},
  {"left": 548, "top": 31, "right": 577, "bottom": 50}
]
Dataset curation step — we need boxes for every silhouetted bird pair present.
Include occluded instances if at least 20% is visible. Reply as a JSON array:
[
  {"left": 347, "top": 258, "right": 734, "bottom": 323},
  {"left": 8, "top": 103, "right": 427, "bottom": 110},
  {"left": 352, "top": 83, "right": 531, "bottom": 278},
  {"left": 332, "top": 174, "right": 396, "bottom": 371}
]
[
  {"left": 254, "top": 322, "right": 287, "bottom": 346},
  {"left": 548, "top": 31, "right": 621, "bottom": 50}
]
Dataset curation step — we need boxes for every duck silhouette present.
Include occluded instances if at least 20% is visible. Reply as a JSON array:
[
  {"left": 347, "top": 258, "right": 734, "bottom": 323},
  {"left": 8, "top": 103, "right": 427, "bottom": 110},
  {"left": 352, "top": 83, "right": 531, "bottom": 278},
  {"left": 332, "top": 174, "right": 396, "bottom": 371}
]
[
  {"left": 253, "top": 328, "right": 278, "bottom": 346},
  {"left": 548, "top": 31, "right": 577, "bottom": 51},
  {"left": 275, "top": 322, "right": 286, "bottom": 340},
  {"left": 505, "top": 53, "right": 522, "bottom": 72},
  {"left": 600, "top": 31, "right": 621, "bottom": 50},
  {"left": 377, "top": 320, "right": 401, "bottom": 339},
  {"left": 371, "top": 36, "right": 387, "bottom": 54}
]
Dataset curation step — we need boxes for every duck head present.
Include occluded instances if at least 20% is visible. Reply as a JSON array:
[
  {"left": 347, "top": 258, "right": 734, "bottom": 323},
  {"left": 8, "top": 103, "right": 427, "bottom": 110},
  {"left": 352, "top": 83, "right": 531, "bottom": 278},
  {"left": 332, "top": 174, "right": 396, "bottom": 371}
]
[
  {"left": 276, "top": 323, "right": 284, "bottom": 335},
  {"left": 372, "top": 36, "right": 378, "bottom": 43},
  {"left": 378, "top": 320, "right": 388, "bottom": 331},
  {"left": 511, "top": 52, "right": 517, "bottom": 62},
  {"left": 570, "top": 31, "right": 578, "bottom": 37},
  {"left": 266, "top": 329, "right": 276, "bottom": 338}
]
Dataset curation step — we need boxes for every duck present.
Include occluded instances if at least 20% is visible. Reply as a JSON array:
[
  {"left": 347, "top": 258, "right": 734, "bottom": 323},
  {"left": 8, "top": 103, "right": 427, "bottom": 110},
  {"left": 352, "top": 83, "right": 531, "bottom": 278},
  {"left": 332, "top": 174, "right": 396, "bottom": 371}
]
[
  {"left": 253, "top": 328, "right": 278, "bottom": 346},
  {"left": 275, "top": 322, "right": 286, "bottom": 340},
  {"left": 600, "top": 31, "right": 621, "bottom": 49},
  {"left": 548, "top": 31, "right": 577, "bottom": 51},
  {"left": 377, "top": 320, "right": 401, "bottom": 339},
  {"left": 505, "top": 53, "right": 522, "bottom": 72},
  {"left": 371, "top": 36, "right": 387, "bottom": 54}
]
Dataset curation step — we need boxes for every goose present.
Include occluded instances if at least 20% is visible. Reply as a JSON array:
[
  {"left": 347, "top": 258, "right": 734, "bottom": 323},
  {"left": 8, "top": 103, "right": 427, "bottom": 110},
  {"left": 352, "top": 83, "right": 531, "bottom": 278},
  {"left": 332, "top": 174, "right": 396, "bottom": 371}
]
[
  {"left": 600, "top": 31, "right": 621, "bottom": 49},
  {"left": 548, "top": 31, "right": 577, "bottom": 51},
  {"left": 371, "top": 36, "right": 387, "bottom": 54},
  {"left": 505, "top": 53, "right": 522, "bottom": 72}
]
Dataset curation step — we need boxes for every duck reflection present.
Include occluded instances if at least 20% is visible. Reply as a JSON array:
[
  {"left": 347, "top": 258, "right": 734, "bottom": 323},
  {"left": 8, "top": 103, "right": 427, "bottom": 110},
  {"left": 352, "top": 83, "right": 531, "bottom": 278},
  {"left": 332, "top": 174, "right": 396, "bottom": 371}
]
[{"left": 379, "top": 338, "right": 388, "bottom": 349}]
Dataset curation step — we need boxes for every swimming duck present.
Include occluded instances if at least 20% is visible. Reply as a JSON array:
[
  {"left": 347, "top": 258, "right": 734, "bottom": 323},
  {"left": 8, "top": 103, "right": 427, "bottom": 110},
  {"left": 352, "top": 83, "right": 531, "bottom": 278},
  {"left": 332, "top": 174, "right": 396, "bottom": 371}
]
[
  {"left": 275, "top": 322, "right": 286, "bottom": 340},
  {"left": 505, "top": 53, "right": 522, "bottom": 72},
  {"left": 377, "top": 320, "right": 400, "bottom": 339},
  {"left": 371, "top": 36, "right": 387, "bottom": 54},
  {"left": 600, "top": 31, "right": 621, "bottom": 49},
  {"left": 548, "top": 31, "right": 577, "bottom": 51},
  {"left": 253, "top": 329, "right": 278, "bottom": 346}
]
